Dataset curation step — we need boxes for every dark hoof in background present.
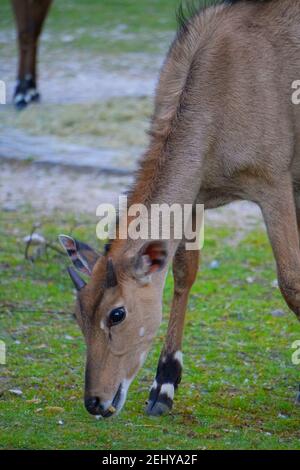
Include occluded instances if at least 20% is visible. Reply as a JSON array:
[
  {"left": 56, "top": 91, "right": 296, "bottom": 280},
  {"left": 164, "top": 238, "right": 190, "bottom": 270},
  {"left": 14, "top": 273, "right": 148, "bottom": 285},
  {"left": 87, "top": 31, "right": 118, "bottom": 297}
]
[
  {"left": 14, "top": 90, "right": 40, "bottom": 110},
  {"left": 14, "top": 94, "right": 28, "bottom": 110},
  {"left": 13, "top": 76, "right": 40, "bottom": 110},
  {"left": 13, "top": 78, "right": 28, "bottom": 110},
  {"left": 27, "top": 88, "right": 40, "bottom": 103}
]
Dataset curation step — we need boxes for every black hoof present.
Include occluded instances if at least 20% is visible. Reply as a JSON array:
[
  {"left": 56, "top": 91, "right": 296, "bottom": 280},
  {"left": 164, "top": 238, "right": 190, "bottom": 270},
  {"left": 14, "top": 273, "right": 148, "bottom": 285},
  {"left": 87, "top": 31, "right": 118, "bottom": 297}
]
[
  {"left": 146, "top": 382, "right": 174, "bottom": 416},
  {"left": 146, "top": 351, "right": 183, "bottom": 417},
  {"left": 14, "top": 95, "right": 28, "bottom": 110},
  {"left": 26, "top": 88, "right": 40, "bottom": 103},
  {"left": 146, "top": 398, "right": 172, "bottom": 416},
  {"left": 13, "top": 76, "right": 40, "bottom": 109}
]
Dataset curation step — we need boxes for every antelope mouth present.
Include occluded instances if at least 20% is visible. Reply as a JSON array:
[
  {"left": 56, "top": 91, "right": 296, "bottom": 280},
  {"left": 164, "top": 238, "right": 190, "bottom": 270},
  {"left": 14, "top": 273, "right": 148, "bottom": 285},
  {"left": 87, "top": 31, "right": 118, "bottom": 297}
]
[{"left": 99, "top": 383, "right": 123, "bottom": 419}]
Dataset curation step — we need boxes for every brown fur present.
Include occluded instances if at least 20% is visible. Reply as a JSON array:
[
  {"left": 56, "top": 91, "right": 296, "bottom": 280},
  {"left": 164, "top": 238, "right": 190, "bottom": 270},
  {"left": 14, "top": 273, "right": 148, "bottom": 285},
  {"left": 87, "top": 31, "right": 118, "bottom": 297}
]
[{"left": 64, "top": 0, "right": 300, "bottom": 417}]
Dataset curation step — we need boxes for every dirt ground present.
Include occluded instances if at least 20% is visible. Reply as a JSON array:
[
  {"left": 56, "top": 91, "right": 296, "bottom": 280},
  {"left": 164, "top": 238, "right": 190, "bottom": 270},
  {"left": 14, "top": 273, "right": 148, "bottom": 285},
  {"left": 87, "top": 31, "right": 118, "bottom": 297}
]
[
  {"left": 0, "top": 160, "right": 263, "bottom": 236},
  {"left": 2, "top": 50, "right": 162, "bottom": 105}
]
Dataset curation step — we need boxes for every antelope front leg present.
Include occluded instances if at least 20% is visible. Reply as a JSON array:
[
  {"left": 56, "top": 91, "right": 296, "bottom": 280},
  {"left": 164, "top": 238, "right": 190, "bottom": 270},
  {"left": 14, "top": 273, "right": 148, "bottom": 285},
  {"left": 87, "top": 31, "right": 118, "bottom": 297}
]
[{"left": 146, "top": 243, "right": 199, "bottom": 416}]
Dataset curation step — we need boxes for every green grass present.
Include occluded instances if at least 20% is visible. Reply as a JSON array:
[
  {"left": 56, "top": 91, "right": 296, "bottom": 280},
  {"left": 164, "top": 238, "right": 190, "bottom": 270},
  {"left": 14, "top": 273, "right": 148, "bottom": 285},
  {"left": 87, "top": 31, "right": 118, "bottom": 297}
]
[
  {"left": 0, "top": 0, "right": 189, "bottom": 54},
  {"left": 0, "top": 0, "right": 220, "bottom": 54},
  {"left": 1, "top": 208, "right": 300, "bottom": 449}
]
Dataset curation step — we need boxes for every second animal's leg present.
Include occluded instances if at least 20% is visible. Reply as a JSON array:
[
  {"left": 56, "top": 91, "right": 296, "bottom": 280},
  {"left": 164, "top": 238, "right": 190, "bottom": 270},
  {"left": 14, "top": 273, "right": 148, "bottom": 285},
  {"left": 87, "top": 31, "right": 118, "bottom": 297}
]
[
  {"left": 11, "top": 0, "right": 52, "bottom": 108},
  {"left": 11, "top": 0, "right": 29, "bottom": 108},
  {"left": 26, "top": 0, "right": 52, "bottom": 99},
  {"left": 146, "top": 242, "right": 199, "bottom": 416}
]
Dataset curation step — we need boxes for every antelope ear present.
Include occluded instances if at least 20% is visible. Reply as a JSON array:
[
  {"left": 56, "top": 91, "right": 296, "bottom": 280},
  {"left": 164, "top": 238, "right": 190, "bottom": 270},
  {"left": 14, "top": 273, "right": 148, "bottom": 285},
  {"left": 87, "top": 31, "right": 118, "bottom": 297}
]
[
  {"left": 132, "top": 241, "right": 168, "bottom": 283},
  {"left": 59, "top": 235, "right": 100, "bottom": 276}
]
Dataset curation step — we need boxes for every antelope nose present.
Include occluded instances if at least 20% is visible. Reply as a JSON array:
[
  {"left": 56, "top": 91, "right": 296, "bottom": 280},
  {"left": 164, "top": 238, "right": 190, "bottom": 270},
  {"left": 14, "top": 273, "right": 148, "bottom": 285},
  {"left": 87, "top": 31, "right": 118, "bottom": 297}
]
[{"left": 84, "top": 396, "right": 102, "bottom": 415}]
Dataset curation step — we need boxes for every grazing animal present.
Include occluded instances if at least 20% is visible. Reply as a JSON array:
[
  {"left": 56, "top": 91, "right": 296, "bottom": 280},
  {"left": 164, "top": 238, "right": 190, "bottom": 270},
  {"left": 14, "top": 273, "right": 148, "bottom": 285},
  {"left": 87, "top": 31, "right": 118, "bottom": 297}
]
[
  {"left": 60, "top": 0, "right": 300, "bottom": 418},
  {"left": 11, "top": 0, "right": 52, "bottom": 109}
]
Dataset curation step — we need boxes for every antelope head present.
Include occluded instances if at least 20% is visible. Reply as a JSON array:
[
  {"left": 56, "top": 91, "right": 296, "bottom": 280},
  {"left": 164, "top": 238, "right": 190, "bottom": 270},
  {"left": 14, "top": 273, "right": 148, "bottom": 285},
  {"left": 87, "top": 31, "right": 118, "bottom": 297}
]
[{"left": 59, "top": 235, "right": 168, "bottom": 418}]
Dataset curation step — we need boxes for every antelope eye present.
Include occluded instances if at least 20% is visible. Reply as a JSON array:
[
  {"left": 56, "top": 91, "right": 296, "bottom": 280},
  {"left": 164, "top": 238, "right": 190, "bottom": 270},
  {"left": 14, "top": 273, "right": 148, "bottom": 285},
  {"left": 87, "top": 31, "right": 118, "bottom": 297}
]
[{"left": 108, "top": 306, "right": 126, "bottom": 326}]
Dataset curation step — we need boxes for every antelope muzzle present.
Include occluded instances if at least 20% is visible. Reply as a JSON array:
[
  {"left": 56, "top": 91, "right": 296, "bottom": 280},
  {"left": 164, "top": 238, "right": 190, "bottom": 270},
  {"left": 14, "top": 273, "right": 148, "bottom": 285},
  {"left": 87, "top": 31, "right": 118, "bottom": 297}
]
[{"left": 84, "top": 384, "right": 123, "bottom": 418}]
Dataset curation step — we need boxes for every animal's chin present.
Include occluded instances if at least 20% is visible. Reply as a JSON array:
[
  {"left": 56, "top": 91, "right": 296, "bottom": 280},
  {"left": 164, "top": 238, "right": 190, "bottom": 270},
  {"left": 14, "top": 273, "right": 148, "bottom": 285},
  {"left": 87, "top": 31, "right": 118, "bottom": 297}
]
[{"left": 95, "top": 381, "right": 130, "bottom": 419}]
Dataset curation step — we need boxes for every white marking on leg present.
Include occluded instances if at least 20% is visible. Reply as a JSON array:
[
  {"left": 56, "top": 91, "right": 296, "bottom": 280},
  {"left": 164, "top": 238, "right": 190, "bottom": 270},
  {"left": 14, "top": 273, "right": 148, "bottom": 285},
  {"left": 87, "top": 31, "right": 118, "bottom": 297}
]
[
  {"left": 160, "top": 383, "right": 175, "bottom": 400},
  {"left": 174, "top": 350, "right": 183, "bottom": 367}
]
